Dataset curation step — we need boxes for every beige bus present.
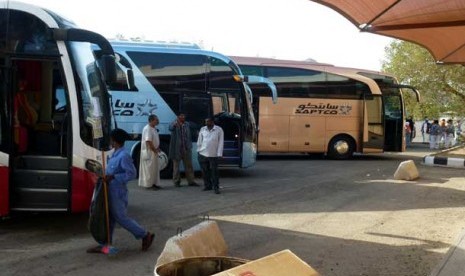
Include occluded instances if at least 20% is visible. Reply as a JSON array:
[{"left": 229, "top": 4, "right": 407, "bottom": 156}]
[{"left": 231, "top": 56, "right": 420, "bottom": 159}]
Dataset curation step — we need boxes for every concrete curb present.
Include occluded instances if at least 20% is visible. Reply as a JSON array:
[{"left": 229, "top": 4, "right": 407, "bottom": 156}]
[
  {"left": 423, "top": 145, "right": 465, "bottom": 168},
  {"left": 423, "top": 156, "right": 465, "bottom": 168},
  {"left": 430, "top": 228, "right": 465, "bottom": 276}
]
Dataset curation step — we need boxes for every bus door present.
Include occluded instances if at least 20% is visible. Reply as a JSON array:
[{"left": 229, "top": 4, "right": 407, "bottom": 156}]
[
  {"left": 209, "top": 90, "right": 243, "bottom": 166},
  {"left": 9, "top": 56, "right": 71, "bottom": 212},
  {"left": 383, "top": 92, "right": 403, "bottom": 151},
  {"left": 181, "top": 91, "right": 212, "bottom": 143},
  {"left": 385, "top": 84, "right": 420, "bottom": 151},
  {"left": 363, "top": 94, "right": 385, "bottom": 152},
  {"left": 0, "top": 61, "right": 12, "bottom": 216}
]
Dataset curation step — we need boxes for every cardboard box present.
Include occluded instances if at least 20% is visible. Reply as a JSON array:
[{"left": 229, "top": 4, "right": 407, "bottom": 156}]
[{"left": 213, "top": 250, "right": 320, "bottom": 276}]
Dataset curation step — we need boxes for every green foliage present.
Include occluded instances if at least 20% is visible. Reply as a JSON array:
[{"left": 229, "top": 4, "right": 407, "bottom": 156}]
[{"left": 382, "top": 40, "right": 465, "bottom": 120}]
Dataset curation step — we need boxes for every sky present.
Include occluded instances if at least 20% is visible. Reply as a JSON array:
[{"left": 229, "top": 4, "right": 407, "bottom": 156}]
[{"left": 16, "top": 0, "right": 393, "bottom": 71}]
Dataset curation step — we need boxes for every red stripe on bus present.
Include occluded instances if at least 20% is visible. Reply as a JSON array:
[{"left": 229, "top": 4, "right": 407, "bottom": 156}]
[
  {"left": 0, "top": 166, "right": 9, "bottom": 217},
  {"left": 71, "top": 167, "right": 98, "bottom": 213}
]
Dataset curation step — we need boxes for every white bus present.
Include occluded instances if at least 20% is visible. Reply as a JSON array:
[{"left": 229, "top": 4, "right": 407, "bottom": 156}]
[
  {"left": 0, "top": 1, "right": 120, "bottom": 217},
  {"left": 106, "top": 41, "right": 276, "bottom": 177}
]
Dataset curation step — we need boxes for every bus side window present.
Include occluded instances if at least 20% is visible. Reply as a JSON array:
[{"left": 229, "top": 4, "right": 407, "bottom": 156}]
[
  {"left": 126, "top": 51, "right": 207, "bottom": 93},
  {"left": 240, "top": 65, "right": 265, "bottom": 77},
  {"left": 159, "top": 92, "right": 181, "bottom": 115},
  {"left": 212, "top": 95, "right": 226, "bottom": 115},
  {"left": 53, "top": 86, "right": 67, "bottom": 113},
  {"left": 181, "top": 95, "right": 211, "bottom": 141}
]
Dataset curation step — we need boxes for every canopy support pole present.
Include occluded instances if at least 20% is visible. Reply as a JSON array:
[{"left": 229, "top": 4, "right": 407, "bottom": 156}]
[{"left": 362, "top": 0, "right": 403, "bottom": 31}]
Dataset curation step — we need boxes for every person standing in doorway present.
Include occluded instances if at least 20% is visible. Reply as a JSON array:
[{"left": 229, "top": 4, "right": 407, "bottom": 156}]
[
  {"left": 197, "top": 118, "right": 224, "bottom": 194},
  {"left": 405, "top": 121, "right": 412, "bottom": 147},
  {"left": 139, "top": 115, "right": 162, "bottom": 190},
  {"left": 169, "top": 113, "right": 199, "bottom": 187},
  {"left": 87, "top": 128, "right": 154, "bottom": 254},
  {"left": 406, "top": 116, "right": 415, "bottom": 143}
]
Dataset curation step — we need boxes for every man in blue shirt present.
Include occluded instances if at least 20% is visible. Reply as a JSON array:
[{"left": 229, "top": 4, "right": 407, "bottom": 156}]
[{"left": 87, "top": 128, "right": 154, "bottom": 253}]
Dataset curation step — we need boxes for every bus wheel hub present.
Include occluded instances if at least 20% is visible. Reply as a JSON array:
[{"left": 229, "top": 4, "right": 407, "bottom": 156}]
[{"left": 334, "top": 140, "right": 349, "bottom": 154}]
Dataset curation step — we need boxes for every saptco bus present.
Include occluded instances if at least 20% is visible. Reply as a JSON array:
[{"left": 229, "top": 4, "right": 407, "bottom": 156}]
[
  {"left": 0, "top": 1, "right": 119, "bottom": 217},
  {"left": 232, "top": 56, "right": 420, "bottom": 159},
  {"left": 105, "top": 41, "right": 277, "bottom": 177}
]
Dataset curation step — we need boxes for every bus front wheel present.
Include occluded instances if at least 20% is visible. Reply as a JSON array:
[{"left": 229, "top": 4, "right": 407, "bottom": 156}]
[
  {"left": 159, "top": 142, "right": 173, "bottom": 179},
  {"left": 327, "top": 136, "right": 355, "bottom": 160},
  {"left": 133, "top": 144, "right": 173, "bottom": 179}
]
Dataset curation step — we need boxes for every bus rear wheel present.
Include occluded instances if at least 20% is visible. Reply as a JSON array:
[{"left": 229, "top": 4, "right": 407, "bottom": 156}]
[
  {"left": 327, "top": 136, "right": 355, "bottom": 160},
  {"left": 133, "top": 143, "right": 173, "bottom": 179}
]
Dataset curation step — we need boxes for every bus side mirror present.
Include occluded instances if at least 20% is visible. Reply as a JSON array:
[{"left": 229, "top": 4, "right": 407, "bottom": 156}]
[
  {"left": 235, "top": 75, "right": 278, "bottom": 104},
  {"left": 101, "top": 54, "right": 117, "bottom": 86},
  {"left": 126, "top": 68, "right": 136, "bottom": 90},
  {"left": 85, "top": 159, "right": 103, "bottom": 175}
]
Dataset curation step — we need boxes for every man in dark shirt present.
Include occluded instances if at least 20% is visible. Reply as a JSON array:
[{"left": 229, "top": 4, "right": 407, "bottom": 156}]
[{"left": 169, "top": 113, "right": 198, "bottom": 187}]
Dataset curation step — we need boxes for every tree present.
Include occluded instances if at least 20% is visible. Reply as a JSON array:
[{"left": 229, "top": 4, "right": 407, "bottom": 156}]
[{"left": 382, "top": 40, "right": 465, "bottom": 120}]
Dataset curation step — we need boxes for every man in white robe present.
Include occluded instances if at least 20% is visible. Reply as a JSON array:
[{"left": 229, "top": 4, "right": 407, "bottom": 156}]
[{"left": 138, "top": 115, "right": 161, "bottom": 189}]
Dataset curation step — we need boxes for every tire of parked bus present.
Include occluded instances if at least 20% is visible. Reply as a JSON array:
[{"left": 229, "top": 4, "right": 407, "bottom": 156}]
[
  {"left": 159, "top": 142, "right": 173, "bottom": 179},
  {"left": 327, "top": 135, "right": 355, "bottom": 160},
  {"left": 133, "top": 148, "right": 141, "bottom": 178},
  {"left": 133, "top": 143, "right": 173, "bottom": 179}
]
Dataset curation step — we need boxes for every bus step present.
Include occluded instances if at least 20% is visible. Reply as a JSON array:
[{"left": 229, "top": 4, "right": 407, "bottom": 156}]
[
  {"left": 11, "top": 187, "right": 69, "bottom": 211},
  {"left": 219, "top": 156, "right": 240, "bottom": 166},
  {"left": 223, "top": 140, "right": 238, "bottom": 148},
  {"left": 223, "top": 147, "right": 240, "bottom": 157},
  {"left": 12, "top": 169, "right": 69, "bottom": 189},
  {"left": 15, "top": 155, "right": 68, "bottom": 171}
]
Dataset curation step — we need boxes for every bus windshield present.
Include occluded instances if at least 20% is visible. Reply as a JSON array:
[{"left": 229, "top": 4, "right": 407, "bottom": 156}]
[{"left": 69, "top": 41, "right": 111, "bottom": 149}]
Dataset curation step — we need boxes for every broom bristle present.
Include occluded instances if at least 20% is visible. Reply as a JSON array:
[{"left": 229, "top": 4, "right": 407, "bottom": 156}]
[{"left": 101, "top": 245, "right": 119, "bottom": 255}]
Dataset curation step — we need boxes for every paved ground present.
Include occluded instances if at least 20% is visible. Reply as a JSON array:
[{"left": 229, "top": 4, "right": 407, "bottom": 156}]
[{"left": 2, "top": 143, "right": 465, "bottom": 276}]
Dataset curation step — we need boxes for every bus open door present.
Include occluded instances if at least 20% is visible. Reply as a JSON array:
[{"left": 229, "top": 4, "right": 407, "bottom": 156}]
[{"left": 0, "top": 64, "right": 12, "bottom": 217}]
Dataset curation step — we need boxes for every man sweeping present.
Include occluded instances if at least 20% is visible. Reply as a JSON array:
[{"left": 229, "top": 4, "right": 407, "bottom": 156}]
[{"left": 87, "top": 128, "right": 154, "bottom": 254}]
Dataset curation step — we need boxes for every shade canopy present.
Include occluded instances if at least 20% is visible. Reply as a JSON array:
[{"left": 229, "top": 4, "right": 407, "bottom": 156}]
[{"left": 310, "top": 0, "right": 465, "bottom": 64}]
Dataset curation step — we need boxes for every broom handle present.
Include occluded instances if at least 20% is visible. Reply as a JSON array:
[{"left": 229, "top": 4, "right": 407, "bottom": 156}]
[{"left": 101, "top": 150, "right": 111, "bottom": 246}]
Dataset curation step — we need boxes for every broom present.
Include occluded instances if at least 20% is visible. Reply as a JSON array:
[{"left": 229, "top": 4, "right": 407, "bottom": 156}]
[{"left": 100, "top": 150, "right": 118, "bottom": 256}]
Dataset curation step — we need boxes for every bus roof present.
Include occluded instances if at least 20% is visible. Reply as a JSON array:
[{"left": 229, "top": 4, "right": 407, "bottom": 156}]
[
  {"left": 230, "top": 56, "right": 334, "bottom": 67},
  {"left": 230, "top": 56, "right": 386, "bottom": 95},
  {"left": 1, "top": 1, "right": 76, "bottom": 28},
  {"left": 109, "top": 40, "right": 201, "bottom": 50},
  {"left": 110, "top": 41, "right": 242, "bottom": 74}
]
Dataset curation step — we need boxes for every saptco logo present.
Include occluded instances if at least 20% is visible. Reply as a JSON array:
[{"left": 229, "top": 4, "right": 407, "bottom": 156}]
[
  {"left": 295, "top": 103, "right": 352, "bottom": 115},
  {"left": 113, "top": 99, "right": 157, "bottom": 116}
]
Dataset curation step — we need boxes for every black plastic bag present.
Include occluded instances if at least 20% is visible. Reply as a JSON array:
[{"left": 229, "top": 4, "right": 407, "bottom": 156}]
[{"left": 88, "top": 178, "right": 109, "bottom": 244}]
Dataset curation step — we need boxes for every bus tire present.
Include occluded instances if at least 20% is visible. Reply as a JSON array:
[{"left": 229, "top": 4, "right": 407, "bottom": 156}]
[
  {"left": 133, "top": 143, "right": 173, "bottom": 179},
  {"left": 133, "top": 145, "right": 141, "bottom": 178},
  {"left": 327, "top": 135, "right": 355, "bottom": 160},
  {"left": 159, "top": 142, "right": 173, "bottom": 179}
]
